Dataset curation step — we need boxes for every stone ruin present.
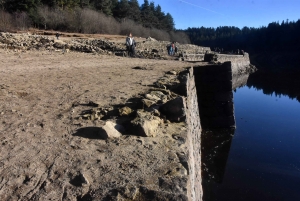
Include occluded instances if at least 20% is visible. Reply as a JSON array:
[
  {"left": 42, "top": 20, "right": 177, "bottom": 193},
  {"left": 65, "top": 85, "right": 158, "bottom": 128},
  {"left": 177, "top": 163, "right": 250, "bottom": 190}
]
[{"left": 0, "top": 32, "right": 211, "bottom": 60}]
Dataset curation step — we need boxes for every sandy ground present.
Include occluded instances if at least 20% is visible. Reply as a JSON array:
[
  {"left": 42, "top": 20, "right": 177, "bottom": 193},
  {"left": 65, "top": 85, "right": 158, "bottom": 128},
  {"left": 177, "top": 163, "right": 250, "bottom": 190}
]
[{"left": 0, "top": 47, "right": 203, "bottom": 200}]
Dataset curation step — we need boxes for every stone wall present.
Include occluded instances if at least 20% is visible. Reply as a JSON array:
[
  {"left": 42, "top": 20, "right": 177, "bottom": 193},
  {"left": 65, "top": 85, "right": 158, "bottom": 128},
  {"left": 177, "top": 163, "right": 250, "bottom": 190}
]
[
  {"left": 194, "top": 63, "right": 236, "bottom": 129},
  {"left": 204, "top": 53, "right": 253, "bottom": 75},
  {"left": 136, "top": 40, "right": 210, "bottom": 56},
  {"left": 0, "top": 32, "right": 212, "bottom": 60},
  {"left": 185, "top": 67, "right": 203, "bottom": 201},
  {"left": 181, "top": 54, "right": 205, "bottom": 62}
]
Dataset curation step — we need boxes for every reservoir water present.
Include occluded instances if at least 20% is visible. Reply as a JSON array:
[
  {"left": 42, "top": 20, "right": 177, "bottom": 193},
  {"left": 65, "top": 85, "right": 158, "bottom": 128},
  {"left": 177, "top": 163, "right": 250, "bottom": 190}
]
[{"left": 202, "top": 71, "right": 300, "bottom": 201}]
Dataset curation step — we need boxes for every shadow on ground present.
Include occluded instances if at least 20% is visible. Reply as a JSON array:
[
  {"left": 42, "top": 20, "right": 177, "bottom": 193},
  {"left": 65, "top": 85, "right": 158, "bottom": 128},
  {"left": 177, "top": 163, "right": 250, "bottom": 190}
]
[{"left": 73, "top": 127, "right": 106, "bottom": 139}]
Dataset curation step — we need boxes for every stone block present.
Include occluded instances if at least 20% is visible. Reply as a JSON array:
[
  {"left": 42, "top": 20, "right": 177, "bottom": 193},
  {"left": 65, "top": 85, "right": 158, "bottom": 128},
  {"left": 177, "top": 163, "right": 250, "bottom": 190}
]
[{"left": 160, "top": 97, "right": 186, "bottom": 122}]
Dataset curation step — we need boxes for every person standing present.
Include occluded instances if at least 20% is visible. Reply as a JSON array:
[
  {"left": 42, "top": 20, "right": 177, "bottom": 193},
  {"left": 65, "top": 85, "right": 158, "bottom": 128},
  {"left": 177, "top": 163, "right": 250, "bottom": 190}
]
[
  {"left": 56, "top": 32, "right": 60, "bottom": 40},
  {"left": 126, "top": 33, "right": 135, "bottom": 57},
  {"left": 171, "top": 42, "right": 175, "bottom": 55}
]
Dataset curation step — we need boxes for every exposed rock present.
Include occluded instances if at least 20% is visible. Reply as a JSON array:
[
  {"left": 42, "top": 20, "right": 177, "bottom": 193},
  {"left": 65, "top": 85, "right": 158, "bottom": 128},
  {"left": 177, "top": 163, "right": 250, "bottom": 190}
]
[
  {"left": 53, "top": 40, "right": 66, "bottom": 49},
  {"left": 145, "top": 93, "right": 160, "bottom": 101},
  {"left": 131, "top": 110, "right": 162, "bottom": 137},
  {"left": 167, "top": 70, "right": 177, "bottom": 75},
  {"left": 119, "top": 106, "right": 133, "bottom": 116},
  {"left": 107, "top": 185, "right": 188, "bottom": 201},
  {"left": 146, "top": 36, "right": 157, "bottom": 41},
  {"left": 142, "top": 99, "right": 156, "bottom": 108},
  {"left": 160, "top": 97, "right": 186, "bottom": 122},
  {"left": 149, "top": 91, "right": 168, "bottom": 103},
  {"left": 0, "top": 32, "right": 212, "bottom": 60},
  {"left": 100, "top": 121, "right": 123, "bottom": 139}
]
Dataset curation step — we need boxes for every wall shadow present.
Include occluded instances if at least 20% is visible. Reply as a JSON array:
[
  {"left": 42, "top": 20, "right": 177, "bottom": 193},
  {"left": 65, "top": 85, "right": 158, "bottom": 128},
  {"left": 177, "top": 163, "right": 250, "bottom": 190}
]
[{"left": 194, "top": 63, "right": 235, "bottom": 129}]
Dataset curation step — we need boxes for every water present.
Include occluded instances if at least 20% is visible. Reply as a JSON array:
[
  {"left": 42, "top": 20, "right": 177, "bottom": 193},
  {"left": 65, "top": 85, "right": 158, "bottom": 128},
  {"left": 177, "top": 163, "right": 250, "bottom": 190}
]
[{"left": 202, "top": 71, "right": 300, "bottom": 201}]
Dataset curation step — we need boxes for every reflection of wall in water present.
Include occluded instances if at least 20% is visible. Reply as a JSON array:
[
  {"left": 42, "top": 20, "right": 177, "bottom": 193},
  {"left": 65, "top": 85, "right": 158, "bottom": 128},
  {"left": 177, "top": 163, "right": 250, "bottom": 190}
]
[
  {"left": 201, "top": 128, "right": 235, "bottom": 201},
  {"left": 194, "top": 63, "right": 254, "bottom": 200},
  {"left": 232, "top": 73, "right": 249, "bottom": 90}
]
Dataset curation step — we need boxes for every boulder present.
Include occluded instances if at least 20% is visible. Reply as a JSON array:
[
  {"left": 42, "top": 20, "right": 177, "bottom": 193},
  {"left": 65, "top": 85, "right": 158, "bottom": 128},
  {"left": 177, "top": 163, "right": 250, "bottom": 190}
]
[
  {"left": 131, "top": 110, "right": 162, "bottom": 137},
  {"left": 167, "top": 70, "right": 177, "bottom": 75},
  {"left": 100, "top": 121, "right": 123, "bottom": 139},
  {"left": 119, "top": 106, "right": 133, "bottom": 116},
  {"left": 146, "top": 36, "right": 157, "bottom": 41},
  {"left": 53, "top": 41, "right": 66, "bottom": 49},
  {"left": 150, "top": 91, "right": 168, "bottom": 103},
  {"left": 142, "top": 99, "right": 156, "bottom": 108},
  {"left": 145, "top": 93, "right": 160, "bottom": 101},
  {"left": 159, "top": 97, "right": 186, "bottom": 122}
]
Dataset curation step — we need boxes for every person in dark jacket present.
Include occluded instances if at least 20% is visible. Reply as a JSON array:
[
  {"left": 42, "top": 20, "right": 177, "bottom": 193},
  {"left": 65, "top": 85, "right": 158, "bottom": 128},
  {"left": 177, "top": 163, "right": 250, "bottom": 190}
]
[
  {"left": 55, "top": 32, "right": 60, "bottom": 40},
  {"left": 126, "top": 33, "right": 136, "bottom": 57}
]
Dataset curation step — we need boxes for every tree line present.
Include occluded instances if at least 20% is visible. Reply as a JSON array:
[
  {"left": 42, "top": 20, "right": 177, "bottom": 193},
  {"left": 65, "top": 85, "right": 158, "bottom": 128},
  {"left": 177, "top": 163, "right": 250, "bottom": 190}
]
[
  {"left": 185, "top": 19, "right": 300, "bottom": 53},
  {"left": 0, "top": 0, "right": 175, "bottom": 32}
]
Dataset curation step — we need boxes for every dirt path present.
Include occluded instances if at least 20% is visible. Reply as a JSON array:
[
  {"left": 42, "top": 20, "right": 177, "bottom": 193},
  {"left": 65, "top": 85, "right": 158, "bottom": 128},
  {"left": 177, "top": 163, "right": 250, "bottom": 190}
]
[{"left": 0, "top": 48, "right": 204, "bottom": 200}]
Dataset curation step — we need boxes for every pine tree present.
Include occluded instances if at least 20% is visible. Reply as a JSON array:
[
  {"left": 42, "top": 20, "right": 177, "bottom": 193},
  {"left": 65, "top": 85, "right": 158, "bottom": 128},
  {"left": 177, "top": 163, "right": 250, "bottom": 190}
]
[
  {"left": 4, "top": 0, "right": 41, "bottom": 12},
  {"left": 114, "top": 0, "right": 129, "bottom": 19},
  {"left": 140, "top": 0, "right": 153, "bottom": 28},
  {"left": 148, "top": 1, "right": 158, "bottom": 28},
  {"left": 162, "top": 13, "right": 174, "bottom": 31},
  {"left": 127, "top": 0, "right": 140, "bottom": 23},
  {"left": 94, "top": 0, "right": 113, "bottom": 16},
  {"left": 154, "top": 4, "right": 165, "bottom": 29}
]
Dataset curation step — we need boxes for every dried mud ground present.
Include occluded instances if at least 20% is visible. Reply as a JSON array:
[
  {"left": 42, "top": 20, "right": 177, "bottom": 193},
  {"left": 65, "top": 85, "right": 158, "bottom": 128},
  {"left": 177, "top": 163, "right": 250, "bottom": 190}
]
[{"left": 0, "top": 48, "right": 203, "bottom": 200}]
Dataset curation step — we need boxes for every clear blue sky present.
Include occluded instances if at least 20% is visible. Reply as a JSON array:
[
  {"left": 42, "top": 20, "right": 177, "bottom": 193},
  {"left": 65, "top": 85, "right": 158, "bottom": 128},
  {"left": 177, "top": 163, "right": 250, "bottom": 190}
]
[{"left": 138, "top": 0, "right": 300, "bottom": 29}]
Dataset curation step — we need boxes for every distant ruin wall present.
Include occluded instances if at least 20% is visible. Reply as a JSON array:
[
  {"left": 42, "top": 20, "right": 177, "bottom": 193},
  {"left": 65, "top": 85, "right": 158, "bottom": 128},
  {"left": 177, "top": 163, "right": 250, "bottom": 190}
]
[
  {"left": 204, "top": 53, "right": 251, "bottom": 75},
  {"left": 185, "top": 67, "right": 203, "bottom": 201},
  {"left": 182, "top": 54, "right": 205, "bottom": 62},
  {"left": 216, "top": 53, "right": 250, "bottom": 75},
  {"left": 136, "top": 40, "right": 210, "bottom": 56}
]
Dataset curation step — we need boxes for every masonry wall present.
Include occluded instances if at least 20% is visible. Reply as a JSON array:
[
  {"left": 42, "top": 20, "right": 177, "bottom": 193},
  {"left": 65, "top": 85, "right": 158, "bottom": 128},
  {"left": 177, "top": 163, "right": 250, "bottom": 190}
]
[
  {"left": 204, "top": 53, "right": 251, "bottom": 75},
  {"left": 185, "top": 67, "right": 203, "bottom": 201},
  {"left": 182, "top": 54, "right": 205, "bottom": 62},
  {"left": 193, "top": 63, "right": 236, "bottom": 129},
  {"left": 215, "top": 53, "right": 250, "bottom": 75},
  {"left": 136, "top": 40, "right": 210, "bottom": 56}
]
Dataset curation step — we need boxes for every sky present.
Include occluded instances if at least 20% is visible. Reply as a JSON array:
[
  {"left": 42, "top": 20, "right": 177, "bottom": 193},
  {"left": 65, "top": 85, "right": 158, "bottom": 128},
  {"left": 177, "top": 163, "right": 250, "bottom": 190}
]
[{"left": 137, "top": 0, "right": 300, "bottom": 29}]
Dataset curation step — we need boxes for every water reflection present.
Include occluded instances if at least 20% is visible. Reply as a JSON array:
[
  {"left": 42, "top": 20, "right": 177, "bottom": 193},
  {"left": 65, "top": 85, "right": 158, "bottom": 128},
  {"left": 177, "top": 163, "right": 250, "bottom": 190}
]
[
  {"left": 202, "top": 70, "right": 300, "bottom": 201},
  {"left": 202, "top": 128, "right": 235, "bottom": 201},
  {"left": 201, "top": 72, "right": 249, "bottom": 200},
  {"left": 246, "top": 71, "right": 300, "bottom": 102},
  {"left": 232, "top": 73, "right": 249, "bottom": 90}
]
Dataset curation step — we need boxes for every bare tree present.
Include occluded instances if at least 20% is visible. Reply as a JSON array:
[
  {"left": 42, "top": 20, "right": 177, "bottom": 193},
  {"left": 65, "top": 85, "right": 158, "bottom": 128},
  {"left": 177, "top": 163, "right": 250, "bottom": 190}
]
[
  {"left": 0, "top": 10, "right": 12, "bottom": 31},
  {"left": 13, "top": 12, "right": 31, "bottom": 30}
]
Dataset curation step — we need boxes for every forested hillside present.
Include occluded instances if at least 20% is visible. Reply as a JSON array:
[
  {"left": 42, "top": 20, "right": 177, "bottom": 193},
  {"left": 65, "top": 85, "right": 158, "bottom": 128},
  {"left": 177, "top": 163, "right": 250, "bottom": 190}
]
[
  {"left": 185, "top": 20, "right": 300, "bottom": 71},
  {"left": 185, "top": 20, "right": 300, "bottom": 53},
  {"left": 0, "top": 0, "right": 190, "bottom": 43}
]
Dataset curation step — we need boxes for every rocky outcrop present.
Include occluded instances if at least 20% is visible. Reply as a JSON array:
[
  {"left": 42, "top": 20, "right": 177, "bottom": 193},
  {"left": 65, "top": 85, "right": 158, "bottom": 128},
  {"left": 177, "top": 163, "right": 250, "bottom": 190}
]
[
  {"left": 71, "top": 68, "right": 203, "bottom": 200},
  {"left": 0, "top": 32, "right": 117, "bottom": 54}
]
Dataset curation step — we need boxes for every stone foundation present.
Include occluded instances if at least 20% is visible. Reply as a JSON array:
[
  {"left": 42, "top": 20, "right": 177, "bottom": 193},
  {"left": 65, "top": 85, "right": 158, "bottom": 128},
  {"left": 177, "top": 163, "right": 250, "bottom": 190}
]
[{"left": 204, "top": 53, "right": 254, "bottom": 75}]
